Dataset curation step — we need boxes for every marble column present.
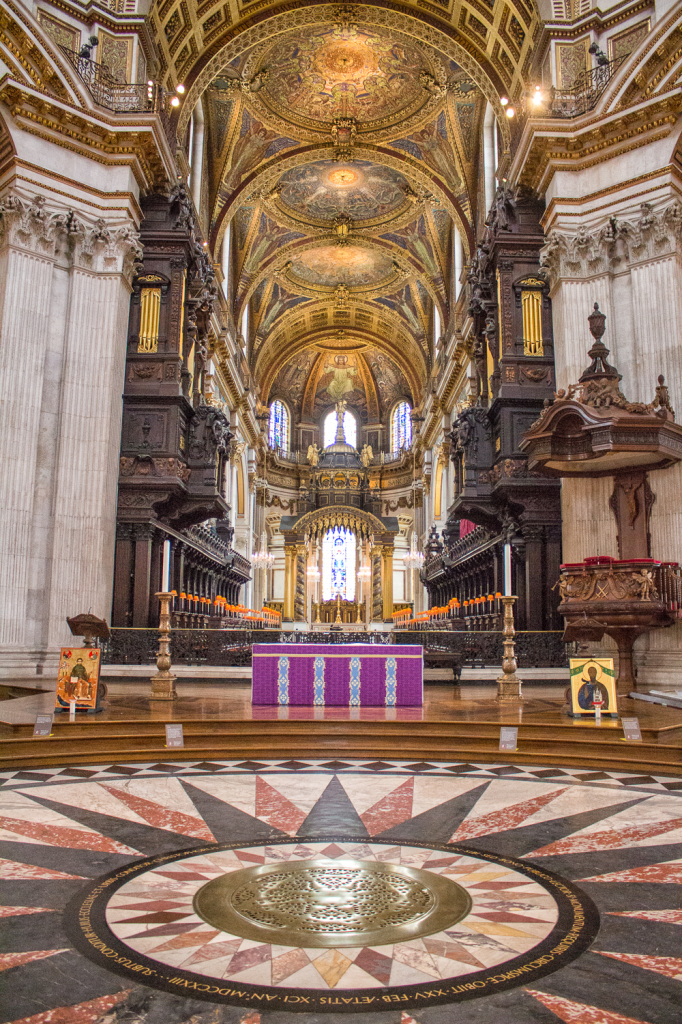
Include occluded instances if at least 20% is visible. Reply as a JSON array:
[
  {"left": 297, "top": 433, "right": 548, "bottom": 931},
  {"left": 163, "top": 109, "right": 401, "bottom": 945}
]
[{"left": 0, "top": 192, "right": 140, "bottom": 671}]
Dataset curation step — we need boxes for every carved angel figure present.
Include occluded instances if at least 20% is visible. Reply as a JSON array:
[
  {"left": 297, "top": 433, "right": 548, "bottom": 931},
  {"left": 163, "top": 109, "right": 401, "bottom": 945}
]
[
  {"left": 633, "top": 570, "right": 658, "bottom": 602},
  {"left": 360, "top": 444, "right": 373, "bottom": 467},
  {"left": 307, "top": 443, "right": 320, "bottom": 467}
]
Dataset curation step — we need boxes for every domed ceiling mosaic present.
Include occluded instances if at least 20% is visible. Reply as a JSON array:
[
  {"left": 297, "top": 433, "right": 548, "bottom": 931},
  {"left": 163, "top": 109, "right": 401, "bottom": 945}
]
[
  {"left": 290, "top": 245, "right": 395, "bottom": 289},
  {"left": 253, "top": 25, "right": 437, "bottom": 135},
  {"left": 277, "top": 161, "right": 411, "bottom": 225},
  {"left": 195, "top": 13, "right": 490, "bottom": 428}
]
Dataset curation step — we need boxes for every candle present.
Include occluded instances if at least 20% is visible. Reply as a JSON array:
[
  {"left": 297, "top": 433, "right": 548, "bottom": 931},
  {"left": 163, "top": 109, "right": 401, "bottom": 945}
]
[
  {"left": 504, "top": 543, "right": 512, "bottom": 596},
  {"left": 162, "top": 539, "right": 171, "bottom": 592}
]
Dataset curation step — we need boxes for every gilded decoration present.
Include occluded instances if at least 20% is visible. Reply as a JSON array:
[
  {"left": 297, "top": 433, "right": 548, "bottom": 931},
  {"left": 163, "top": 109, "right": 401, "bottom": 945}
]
[
  {"left": 175, "top": 6, "right": 512, "bottom": 154},
  {"left": 277, "top": 159, "right": 412, "bottom": 226},
  {"left": 249, "top": 25, "right": 435, "bottom": 135},
  {"left": 290, "top": 243, "right": 395, "bottom": 289}
]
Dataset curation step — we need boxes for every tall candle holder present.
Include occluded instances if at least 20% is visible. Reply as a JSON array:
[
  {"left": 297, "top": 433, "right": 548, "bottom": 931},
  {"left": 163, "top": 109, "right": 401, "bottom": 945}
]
[
  {"left": 496, "top": 595, "right": 523, "bottom": 702},
  {"left": 150, "top": 591, "right": 177, "bottom": 701}
]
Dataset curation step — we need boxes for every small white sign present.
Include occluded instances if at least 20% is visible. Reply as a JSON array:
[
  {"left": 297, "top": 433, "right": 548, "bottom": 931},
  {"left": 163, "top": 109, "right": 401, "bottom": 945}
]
[
  {"left": 165, "top": 723, "right": 184, "bottom": 748},
  {"left": 499, "top": 726, "right": 518, "bottom": 751},
  {"left": 621, "top": 717, "right": 642, "bottom": 742},
  {"left": 33, "top": 714, "right": 53, "bottom": 737}
]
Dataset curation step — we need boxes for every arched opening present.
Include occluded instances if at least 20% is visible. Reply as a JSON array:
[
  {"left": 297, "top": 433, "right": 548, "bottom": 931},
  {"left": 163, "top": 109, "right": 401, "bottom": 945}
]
[
  {"left": 391, "top": 401, "right": 412, "bottom": 453},
  {"left": 322, "top": 527, "right": 356, "bottom": 601},
  {"left": 323, "top": 408, "right": 357, "bottom": 448},
  {"left": 269, "top": 399, "right": 290, "bottom": 450}
]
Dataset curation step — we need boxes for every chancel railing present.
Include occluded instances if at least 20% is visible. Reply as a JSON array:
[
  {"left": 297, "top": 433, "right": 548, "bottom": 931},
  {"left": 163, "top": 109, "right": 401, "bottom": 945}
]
[{"left": 101, "top": 627, "right": 571, "bottom": 666}]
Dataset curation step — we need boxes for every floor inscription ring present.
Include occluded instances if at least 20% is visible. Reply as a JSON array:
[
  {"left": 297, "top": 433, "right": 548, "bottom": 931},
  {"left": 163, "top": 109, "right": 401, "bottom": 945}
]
[
  {"left": 194, "top": 858, "right": 471, "bottom": 947},
  {"left": 65, "top": 837, "right": 600, "bottom": 1013}
]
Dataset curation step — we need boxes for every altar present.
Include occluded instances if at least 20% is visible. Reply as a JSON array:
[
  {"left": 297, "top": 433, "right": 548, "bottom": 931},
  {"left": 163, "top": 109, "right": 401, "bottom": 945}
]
[{"left": 252, "top": 644, "right": 423, "bottom": 706}]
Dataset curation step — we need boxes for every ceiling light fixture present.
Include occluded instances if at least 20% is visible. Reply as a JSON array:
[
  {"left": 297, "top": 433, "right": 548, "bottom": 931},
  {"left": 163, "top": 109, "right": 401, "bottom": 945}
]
[
  {"left": 500, "top": 95, "right": 509, "bottom": 105},
  {"left": 170, "top": 96, "right": 180, "bottom": 107},
  {"left": 176, "top": 83, "right": 185, "bottom": 94},
  {"left": 505, "top": 106, "right": 515, "bottom": 118}
]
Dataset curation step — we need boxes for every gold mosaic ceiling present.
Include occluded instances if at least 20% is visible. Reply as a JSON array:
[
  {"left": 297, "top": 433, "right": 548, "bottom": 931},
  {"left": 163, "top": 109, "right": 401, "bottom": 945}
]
[{"left": 159, "top": 4, "right": 534, "bottom": 418}]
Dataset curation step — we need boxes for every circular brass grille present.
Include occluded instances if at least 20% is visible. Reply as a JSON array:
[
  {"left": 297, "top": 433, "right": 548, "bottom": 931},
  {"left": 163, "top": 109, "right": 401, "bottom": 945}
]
[{"left": 194, "top": 858, "right": 471, "bottom": 947}]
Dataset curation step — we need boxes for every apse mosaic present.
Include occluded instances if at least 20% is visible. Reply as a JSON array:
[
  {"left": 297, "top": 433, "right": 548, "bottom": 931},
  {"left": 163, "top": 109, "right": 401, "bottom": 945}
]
[
  {"left": 1, "top": 761, "right": 681, "bottom": 1022},
  {"left": 389, "top": 113, "right": 463, "bottom": 191},
  {"left": 256, "top": 26, "right": 432, "bottom": 131},
  {"left": 291, "top": 246, "right": 394, "bottom": 289},
  {"left": 278, "top": 161, "right": 410, "bottom": 223}
]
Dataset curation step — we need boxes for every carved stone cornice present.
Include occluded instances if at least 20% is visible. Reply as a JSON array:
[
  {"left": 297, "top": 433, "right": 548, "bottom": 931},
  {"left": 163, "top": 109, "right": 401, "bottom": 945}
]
[
  {"left": 0, "top": 190, "right": 143, "bottom": 279},
  {"left": 0, "top": 81, "right": 172, "bottom": 191},
  {"left": 539, "top": 200, "right": 682, "bottom": 287}
]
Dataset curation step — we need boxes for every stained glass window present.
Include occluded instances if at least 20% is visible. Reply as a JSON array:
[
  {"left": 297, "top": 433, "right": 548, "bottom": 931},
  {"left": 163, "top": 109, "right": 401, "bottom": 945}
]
[
  {"left": 323, "top": 410, "right": 357, "bottom": 448},
  {"left": 391, "top": 401, "right": 412, "bottom": 453},
  {"left": 322, "top": 527, "right": 356, "bottom": 602},
  {"left": 268, "top": 400, "right": 289, "bottom": 450}
]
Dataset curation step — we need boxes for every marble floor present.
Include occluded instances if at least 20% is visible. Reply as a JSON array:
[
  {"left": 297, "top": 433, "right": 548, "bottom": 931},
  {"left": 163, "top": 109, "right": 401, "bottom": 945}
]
[{"left": 0, "top": 757, "right": 680, "bottom": 1024}]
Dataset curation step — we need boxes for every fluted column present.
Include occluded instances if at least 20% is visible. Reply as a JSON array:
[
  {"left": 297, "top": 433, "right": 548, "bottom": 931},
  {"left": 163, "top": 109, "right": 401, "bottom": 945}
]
[
  {"left": 47, "top": 235, "right": 136, "bottom": 646},
  {"left": 0, "top": 191, "right": 140, "bottom": 667}
]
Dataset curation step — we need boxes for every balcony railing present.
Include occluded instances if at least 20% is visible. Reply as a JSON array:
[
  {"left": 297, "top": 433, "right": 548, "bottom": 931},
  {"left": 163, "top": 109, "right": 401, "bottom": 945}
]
[
  {"left": 59, "top": 45, "right": 165, "bottom": 115},
  {"left": 547, "top": 55, "right": 627, "bottom": 118},
  {"left": 510, "top": 54, "right": 628, "bottom": 149}
]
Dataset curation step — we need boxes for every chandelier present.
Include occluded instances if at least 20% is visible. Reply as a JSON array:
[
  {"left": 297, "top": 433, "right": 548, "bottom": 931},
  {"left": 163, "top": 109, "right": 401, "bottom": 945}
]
[
  {"left": 403, "top": 534, "right": 425, "bottom": 571},
  {"left": 357, "top": 562, "right": 372, "bottom": 581},
  {"left": 306, "top": 565, "right": 321, "bottom": 580},
  {"left": 251, "top": 532, "right": 275, "bottom": 568}
]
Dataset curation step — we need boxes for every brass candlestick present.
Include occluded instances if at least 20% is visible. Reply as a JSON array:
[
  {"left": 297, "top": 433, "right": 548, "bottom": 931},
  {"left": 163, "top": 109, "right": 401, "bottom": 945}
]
[
  {"left": 496, "top": 596, "right": 523, "bottom": 702},
  {"left": 330, "top": 590, "right": 344, "bottom": 631},
  {"left": 150, "top": 591, "right": 177, "bottom": 701}
]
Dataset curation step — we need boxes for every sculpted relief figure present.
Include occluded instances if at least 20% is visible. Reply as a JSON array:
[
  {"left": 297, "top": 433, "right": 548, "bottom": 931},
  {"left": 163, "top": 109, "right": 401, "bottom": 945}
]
[
  {"left": 307, "top": 443, "right": 320, "bottom": 466},
  {"left": 360, "top": 444, "right": 373, "bottom": 467}
]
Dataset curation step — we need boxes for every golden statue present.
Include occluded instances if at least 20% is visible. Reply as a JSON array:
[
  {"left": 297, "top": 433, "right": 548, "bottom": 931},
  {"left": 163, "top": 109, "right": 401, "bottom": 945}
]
[
  {"left": 307, "top": 443, "right": 320, "bottom": 466},
  {"left": 360, "top": 443, "right": 373, "bottom": 467}
]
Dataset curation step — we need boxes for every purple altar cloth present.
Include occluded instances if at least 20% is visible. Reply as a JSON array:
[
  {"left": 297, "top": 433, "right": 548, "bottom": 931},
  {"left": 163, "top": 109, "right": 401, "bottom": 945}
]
[{"left": 251, "top": 644, "right": 423, "bottom": 706}]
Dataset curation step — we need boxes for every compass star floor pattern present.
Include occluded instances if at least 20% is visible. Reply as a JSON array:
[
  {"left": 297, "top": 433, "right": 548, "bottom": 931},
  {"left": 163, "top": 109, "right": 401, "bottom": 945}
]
[{"left": 0, "top": 759, "right": 680, "bottom": 1024}]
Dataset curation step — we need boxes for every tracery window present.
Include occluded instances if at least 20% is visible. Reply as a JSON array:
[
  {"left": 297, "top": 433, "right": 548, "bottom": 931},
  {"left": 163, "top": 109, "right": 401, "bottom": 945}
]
[
  {"left": 322, "top": 527, "right": 356, "bottom": 602},
  {"left": 323, "top": 409, "right": 357, "bottom": 448},
  {"left": 268, "top": 400, "right": 289, "bottom": 450},
  {"left": 391, "top": 401, "right": 412, "bottom": 453}
]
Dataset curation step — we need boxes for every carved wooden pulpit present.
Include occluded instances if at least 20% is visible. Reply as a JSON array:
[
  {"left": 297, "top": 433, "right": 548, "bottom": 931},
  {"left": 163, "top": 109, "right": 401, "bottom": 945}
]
[{"left": 520, "top": 304, "right": 682, "bottom": 693}]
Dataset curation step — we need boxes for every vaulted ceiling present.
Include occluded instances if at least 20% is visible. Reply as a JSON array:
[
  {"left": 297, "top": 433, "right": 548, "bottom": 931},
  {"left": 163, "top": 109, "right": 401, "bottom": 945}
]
[{"left": 159, "top": 5, "right": 522, "bottom": 424}]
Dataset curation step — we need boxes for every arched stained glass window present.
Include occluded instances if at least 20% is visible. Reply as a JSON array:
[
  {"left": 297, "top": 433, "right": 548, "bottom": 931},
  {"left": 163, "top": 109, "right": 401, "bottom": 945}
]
[
  {"left": 323, "top": 409, "right": 357, "bottom": 448},
  {"left": 268, "top": 400, "right": 289, "bottom": 450},
  {"left": 322, "top": 527, "right": 356, "bottom": 602},
  {"left": 391, "top": 401, "right": 412, "bottom": 453}
]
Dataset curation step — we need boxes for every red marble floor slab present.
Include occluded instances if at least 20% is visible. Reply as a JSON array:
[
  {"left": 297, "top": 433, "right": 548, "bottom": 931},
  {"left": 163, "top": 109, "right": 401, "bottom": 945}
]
[
  {"left": 607, "top": 909, "right": 682, "bottom": 925},
  {"left": 0, "top": 950, "right": 69, "bottom": 972},
  {"left": 360, "top": 777, "right": 414, "bottom": 835},
  {"left": 0, "top": 815, "right": 133, "bottom": 853},
  {"left": 4, "top": 991, "right": 132, "bottom": 1024},
  {"left": 255, "top": 775, "right": 306, "bottom": 834},
  {"left": 0, "top": 857, "right": 84, "bottom": 880},
  {"left": 597, "top": 951, "right": 682, "bottom": 979},
  {"left": 99, "top": 785, "right": 215, "bottom": 841},
  {"left": 579, "top": 859, "right": 682, "bottom": 883},
  {"left": 451, "top": 788, "right": 567, "bottom": 841},
  {"left": 529, "top": 815, "right": 682, "bottom": 857},
  {"left": 525, "top": 989, "right": 655, "bottom": 1023}
]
